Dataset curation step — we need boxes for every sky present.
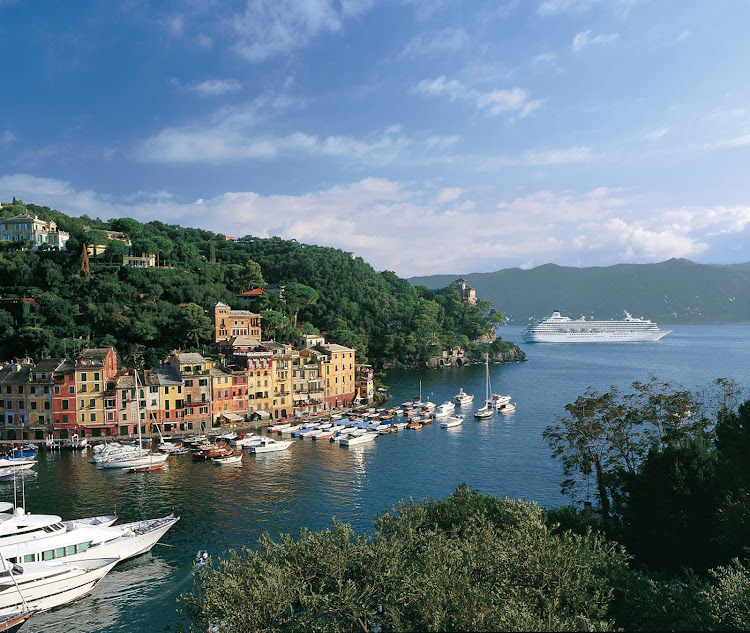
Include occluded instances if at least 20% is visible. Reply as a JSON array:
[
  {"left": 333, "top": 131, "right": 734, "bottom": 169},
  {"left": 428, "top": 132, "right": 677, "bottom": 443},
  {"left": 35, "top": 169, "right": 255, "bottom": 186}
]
[{"left": 2, "top": 0, "right": 750, "bottom": 277}]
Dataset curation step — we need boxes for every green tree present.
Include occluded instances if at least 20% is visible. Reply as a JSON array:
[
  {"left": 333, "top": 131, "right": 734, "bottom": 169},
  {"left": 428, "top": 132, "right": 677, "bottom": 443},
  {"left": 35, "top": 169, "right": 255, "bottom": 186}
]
[
  {"left": 183, "top": 486, "right": 631, "bottom": 632},
  {"left": 179, "top": 303, "right": 214, "bottom": 348},
  {"left": 283, "top": 282, "right": 319, "bottom": 328}
]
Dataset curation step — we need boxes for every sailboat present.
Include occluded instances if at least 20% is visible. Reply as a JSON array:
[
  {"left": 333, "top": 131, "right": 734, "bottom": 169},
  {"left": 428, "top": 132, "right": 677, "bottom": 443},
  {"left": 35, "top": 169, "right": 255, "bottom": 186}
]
[
  {"left": 97, "top": 371, "right": 169, "bottom": 471},
  {"left": 474, "top": 355, "right": 494, "bottom": 419}
]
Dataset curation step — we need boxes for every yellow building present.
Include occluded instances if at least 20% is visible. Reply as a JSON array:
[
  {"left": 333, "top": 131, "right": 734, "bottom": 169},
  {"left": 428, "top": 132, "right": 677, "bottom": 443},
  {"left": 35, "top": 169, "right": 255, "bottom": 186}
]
[
  {"left": 315, "top": 343, "right": 356, "bottom": 410},
  {"left": 74, "top": 348, "right": 118, "bottom": 436},
  {"left": 262, "top": 342, "right": 295, "bottom": 419}
]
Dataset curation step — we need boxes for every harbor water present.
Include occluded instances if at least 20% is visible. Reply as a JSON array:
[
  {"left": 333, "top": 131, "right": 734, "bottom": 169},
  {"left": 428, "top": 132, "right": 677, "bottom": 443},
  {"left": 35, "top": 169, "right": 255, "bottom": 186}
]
[{"left": 9, "top": 325, "right": 750, "bottom": 632}]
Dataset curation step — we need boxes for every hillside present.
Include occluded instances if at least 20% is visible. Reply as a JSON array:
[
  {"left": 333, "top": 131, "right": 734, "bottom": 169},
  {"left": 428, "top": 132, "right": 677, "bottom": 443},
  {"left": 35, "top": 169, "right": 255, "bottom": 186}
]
[
  {"left": 408, "top": 259, "right": 750, "bottom": 324},
  {"left": 0, "top": 199, "right": 510, "bottom": 365}
]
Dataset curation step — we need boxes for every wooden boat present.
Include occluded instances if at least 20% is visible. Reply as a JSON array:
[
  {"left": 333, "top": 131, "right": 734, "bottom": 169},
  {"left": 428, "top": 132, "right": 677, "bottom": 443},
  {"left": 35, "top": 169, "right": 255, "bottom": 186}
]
[
  {"left": 127, "top": 462, "right": 166, "bottom": 473},
  {"left": 0, "top": 611, "right": 31, "bottom": 632},
  {"left": 406, "top": 421, "right": 422, "bottom": 430}
]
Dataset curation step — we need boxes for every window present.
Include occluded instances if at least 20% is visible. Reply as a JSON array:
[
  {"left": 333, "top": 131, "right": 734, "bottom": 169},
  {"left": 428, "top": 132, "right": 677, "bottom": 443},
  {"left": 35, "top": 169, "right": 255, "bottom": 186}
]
[
  {"left": 94, "top": 372, "right": 100, "bottom": 381},
  {"left": 30, "top": 386, "right": 36, "bottom": 394},
  {"left": 62, "top": 400, "right": 69, "bottom": 410},
  {"left": 90, "top": 413, "right": 96, "bottom": 421},
  {"left": 81, "top": 373, "right": 87, "bottom": 381},
  {"left": 62, "top": 414, "right": 68, "bottom": 424},
  {"left": 42, "top": 550, "right": 54, "bottom": 561},
  {"left": 88, "top": 398, "right": 95, "bottom": 408},
  {"left": 54, "top": 386, "right": 60, "bottom": 395},
  {"left": 69, "top": 386, "right": 74, "bottom": 394},
  {"left": 23, "top": 554, "right": 35, "bottom": 563},
  {"left": 30, "top": 402, "right": 37, "bottom": 410}
]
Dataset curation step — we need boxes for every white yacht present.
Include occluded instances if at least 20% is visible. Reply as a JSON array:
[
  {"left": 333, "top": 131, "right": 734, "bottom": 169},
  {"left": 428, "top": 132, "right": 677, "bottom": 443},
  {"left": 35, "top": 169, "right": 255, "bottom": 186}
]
[
  {"left": 0, "top": 503, "right": 179, "bottom": 567},
  {"left": 489, "top": 394, "right": 512, "bottom": 409},
  {"left": 452, "top": 389, "right": 474, "bottom": 406},
  {"left": 522, "top": 310, "right": 671, "bottom": 343},
  {"left": 0, "top": 557, "right": 118, "bottom": 616}
]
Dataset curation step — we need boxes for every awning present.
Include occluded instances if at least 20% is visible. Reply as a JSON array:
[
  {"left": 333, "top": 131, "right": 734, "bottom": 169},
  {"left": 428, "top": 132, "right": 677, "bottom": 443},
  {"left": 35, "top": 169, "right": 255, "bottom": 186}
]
[
  {"left": 251, "top": 410, "right": 271, "bottom": 419},
  {"left": 220, "top": 413, "right": 244, "bottom": 422}
]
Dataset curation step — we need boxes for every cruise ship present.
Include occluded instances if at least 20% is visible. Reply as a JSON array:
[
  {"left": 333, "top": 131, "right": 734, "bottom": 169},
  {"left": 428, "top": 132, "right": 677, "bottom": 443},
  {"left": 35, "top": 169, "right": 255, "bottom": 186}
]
[{"left": 521, "top": 310, "right": 671, "bottom": 343}]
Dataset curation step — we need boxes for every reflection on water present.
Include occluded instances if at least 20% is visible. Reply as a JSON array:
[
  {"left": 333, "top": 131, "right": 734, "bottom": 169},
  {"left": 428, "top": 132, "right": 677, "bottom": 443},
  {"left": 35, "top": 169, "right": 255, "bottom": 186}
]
[{"left": 4, "top": 326, "right": 750, "bottom": 632}]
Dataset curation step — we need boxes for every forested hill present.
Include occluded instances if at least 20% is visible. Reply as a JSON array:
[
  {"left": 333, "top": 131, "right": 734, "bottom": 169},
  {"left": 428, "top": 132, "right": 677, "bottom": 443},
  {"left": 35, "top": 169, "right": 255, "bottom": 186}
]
[
  {"left": 408, "top": 259, "right": 750, "bottom": 325},
  {"left": 0, "top": 199, "right": 508, "bottom": 366}
]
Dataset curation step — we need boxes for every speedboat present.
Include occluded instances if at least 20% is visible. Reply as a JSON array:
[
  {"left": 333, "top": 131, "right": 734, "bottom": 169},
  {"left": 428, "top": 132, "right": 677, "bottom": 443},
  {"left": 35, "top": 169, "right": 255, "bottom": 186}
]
[
  {"left": 499, "top": 402, "right": 517, "bottom": 413},
  {"left": 212, "top": 453, "right": 242, "bottom": 465},
  {"left": 339, "top": 431, "right": 377, "bottom": 446},
  {"left": 249, "top": 439, "right": 292, "bottom": 453},
  {"left": 453, "top": 388, "right": 474, "bottom": 405},
  {"left": 440, "top": 414, "right": 464, "bottom": 428}
]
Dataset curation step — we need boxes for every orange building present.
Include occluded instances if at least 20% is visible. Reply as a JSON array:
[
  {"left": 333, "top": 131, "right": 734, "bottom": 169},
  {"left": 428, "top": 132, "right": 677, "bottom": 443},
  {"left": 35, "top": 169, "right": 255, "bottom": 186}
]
[{"left": 213, "top": 302, "right": 261, "bottom": 343}]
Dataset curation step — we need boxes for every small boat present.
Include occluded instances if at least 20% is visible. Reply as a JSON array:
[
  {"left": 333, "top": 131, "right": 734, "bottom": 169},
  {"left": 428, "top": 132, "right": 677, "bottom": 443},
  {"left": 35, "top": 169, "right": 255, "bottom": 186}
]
[
  {"left": 499, "top": 402, "right": 517, "bottom": 413},
  {"left": 453, "top": 388, "right": 474, "bottom": 405},
  {"left": 127, "top": 462, "right": 167, "bottom": 473},
  {"left": 339, "top": 431, "right": 377, "bottom": 446},
  {"left": 434, "top": 401, "right": 455, "bottom": 417},
  {"left": 406, "top": 420, "right": 422, "bottom": 430},
  {"left": 490, "top": 394, "right": 512, "bottom": 408},
  {"left": 440, "top": 414, "right": 464, "bottom": 428},
  {"left": 474, "top": 355, "right": 494, "bottom": 419},
  {"left": 0, "top": 611, "right": 31, "bottom": 632},
  {"left": 250, "top": 439, "right": 292, "bottom": 454},
  {"left": 212, "top": 453, "right": 242, "bottom": 465},
  {"left": 194, "top": 550, "right": 209, "bottom": 570}
]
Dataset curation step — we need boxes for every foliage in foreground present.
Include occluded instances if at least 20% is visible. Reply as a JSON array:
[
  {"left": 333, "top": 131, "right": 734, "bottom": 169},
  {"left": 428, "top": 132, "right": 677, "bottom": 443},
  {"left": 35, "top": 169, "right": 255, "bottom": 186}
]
[
  {"left": 183, "top": 486, "right": 750, "bottom": 632},
  {"left": 183, "top": 485, "right": 628, "bottom": 632}
]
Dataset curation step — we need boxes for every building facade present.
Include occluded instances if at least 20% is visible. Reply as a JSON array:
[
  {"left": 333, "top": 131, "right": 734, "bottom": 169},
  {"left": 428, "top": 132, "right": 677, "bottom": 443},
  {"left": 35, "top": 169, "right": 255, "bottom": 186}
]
[
  {"left": 213, "top": 303, "right": 262, "bottom": 343},
  {"left": 0, "top": 214, "right": 70, "bottom": 250}
]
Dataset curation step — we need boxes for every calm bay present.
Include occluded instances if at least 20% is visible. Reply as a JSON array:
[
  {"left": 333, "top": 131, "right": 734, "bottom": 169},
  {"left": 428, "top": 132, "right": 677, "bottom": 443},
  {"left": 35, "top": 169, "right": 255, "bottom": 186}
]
[{"left": 11, "top": 324, "right": 750, "bottom": 632}]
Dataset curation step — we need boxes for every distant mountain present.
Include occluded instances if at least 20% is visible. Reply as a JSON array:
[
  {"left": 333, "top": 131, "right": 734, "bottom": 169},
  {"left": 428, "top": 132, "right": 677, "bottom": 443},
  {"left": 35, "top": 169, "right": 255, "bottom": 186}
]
[{"left": 408, "top": 259, "right": 750, "bottom": 325}]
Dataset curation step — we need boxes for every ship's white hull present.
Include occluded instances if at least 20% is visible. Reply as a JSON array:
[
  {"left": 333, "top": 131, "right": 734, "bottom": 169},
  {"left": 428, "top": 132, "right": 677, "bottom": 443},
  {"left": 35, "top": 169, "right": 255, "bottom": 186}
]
[
  {"left": 522, "top": 329, "right": 670, "bottom": 343},
  {"left": 0, "top": 558, "right": 118, "bottom": 616}
]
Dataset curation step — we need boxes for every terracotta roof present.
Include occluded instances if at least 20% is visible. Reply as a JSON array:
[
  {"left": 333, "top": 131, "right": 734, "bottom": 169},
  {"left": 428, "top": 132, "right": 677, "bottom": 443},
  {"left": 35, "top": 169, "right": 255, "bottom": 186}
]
[{"left": 239, "top": 289, "right": 264, "bottom": 296}]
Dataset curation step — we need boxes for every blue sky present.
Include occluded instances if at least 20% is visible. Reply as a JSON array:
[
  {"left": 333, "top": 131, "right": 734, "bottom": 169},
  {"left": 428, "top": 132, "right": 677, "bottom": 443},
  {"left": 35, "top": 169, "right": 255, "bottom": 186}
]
[{"left": 2, "top": 0, "right": 750, "bottom": 276}]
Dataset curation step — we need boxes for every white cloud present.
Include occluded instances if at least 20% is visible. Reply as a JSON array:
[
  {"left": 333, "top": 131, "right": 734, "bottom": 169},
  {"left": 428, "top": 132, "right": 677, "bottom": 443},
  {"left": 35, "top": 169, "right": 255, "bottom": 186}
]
[
  {"left": 5, "top": 174, "right": 746, "bottom": 275},
  {"left": 185, "top": 79, "right": 242, "bottom": 96},
  {"left": 400, "top": 27, "right": 469, "bottom": 58},
  {"left": 0, "top": 131, "right": 15, "bottom": 144},
  {"left": 435, "top": 187, "right": 463, "bottom": 203},
  {"left": 539, "top": 0, "right": 639, "bottom": 17},
  {"left": 644, "top": 127, "right": 670, "bottom": 141},
  {"left": 231, "top": 0, "right": 344, "bottom": 62},
  {"left": 416, "top": 76, "right": 542, "bottom": 119},
  {"left": 572, "top": 30, "right": 619, "bottom": 51}
]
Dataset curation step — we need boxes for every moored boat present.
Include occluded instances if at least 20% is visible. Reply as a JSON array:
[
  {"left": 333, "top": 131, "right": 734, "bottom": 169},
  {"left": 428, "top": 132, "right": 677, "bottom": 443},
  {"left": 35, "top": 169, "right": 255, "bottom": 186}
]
[
  {"left": 453, "top": 388, "right": 474, "bottom": 405},
  {"left": 439, "top": 414, "right": 464, "bottom": 428},
  {"left": 250, "top": 439, "right": 292, "bottom": 453},
  {"left": 0, "top": 557, "right": 119, "bottom": 616}
]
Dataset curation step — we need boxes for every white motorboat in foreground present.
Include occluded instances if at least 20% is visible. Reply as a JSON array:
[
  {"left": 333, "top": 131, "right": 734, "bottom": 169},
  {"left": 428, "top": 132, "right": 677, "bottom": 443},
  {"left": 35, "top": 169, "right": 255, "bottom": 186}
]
[
  {"left": 0, "top": 557, "right": 118, "bottom": 616},
  {"left": 249, "top": 439, "right": 292, "bottom": 453},
  {"left": 0, "top": 503, "right": 179, "bottom": 566},
  {"left": 490, "top": 394, "right": 511, "bottom": 408},
  {"left": 498, "top": 402, "right": 517, "bottom": 413}
]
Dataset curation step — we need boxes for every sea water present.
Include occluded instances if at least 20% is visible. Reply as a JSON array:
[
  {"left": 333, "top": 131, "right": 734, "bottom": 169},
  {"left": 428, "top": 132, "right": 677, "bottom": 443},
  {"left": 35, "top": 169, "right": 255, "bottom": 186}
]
[{"left": 13, "top": 325, "right": 750, "bottom": 632}]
